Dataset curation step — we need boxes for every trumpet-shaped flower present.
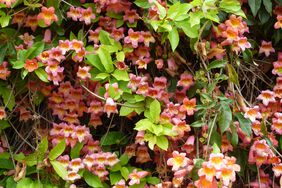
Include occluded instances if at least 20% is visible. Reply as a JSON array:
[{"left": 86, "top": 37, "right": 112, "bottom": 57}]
[
  {"left": 24, "top": 59, "right": 38, "bottom": 72},
  {"left": 259, "top": 41, "right": 275, "bottom": 57},
  {"left": 37, "top": 7, "right": 58, "bottom": 26},
  {"left": 257, "top": 90, "right": 276, "bottom": 106},
  {"left": 167, "top": 151, "right": 190, "bottom": 171},
  {"left": 128, "top": 169, "right": 149, "bottom": 186}
]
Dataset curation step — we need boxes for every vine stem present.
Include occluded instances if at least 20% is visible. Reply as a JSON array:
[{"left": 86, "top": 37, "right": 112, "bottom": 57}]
[{"left": 205, "top": 114, "right": 218, "bottom": 158}]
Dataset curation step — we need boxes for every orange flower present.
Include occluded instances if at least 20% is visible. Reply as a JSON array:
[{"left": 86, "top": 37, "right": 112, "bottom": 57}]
[
  {"left": 24, "top": 59, "right": 38, "bottom": 72},
  {"left": 37, "top": 6, "right": 58, "bottom": 26},
  {"left": 180, "top": 97, "right": 196, "bottom": 116},
  {"left": 198, "top": 162, "right": 216, "bottom": 182},
  {"left": 274, "top": 15, "right": 282, "bottom": 29},
  {"left": 0, "top": 107, "right": 6, "bottom": 120},
  {"left": 273, "top": 163, "right": 282, "bottom": 177},
  {"left": 244, "top": 106, "right": 262, "bottom": 122}
]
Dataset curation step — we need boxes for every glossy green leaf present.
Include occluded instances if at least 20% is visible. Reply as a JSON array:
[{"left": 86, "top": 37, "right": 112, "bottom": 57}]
[
  {"left": 156, "top": 135, "right": 168, "bottom": 150},
  {"left": 155, "top": 1, "right": 166, "bottom": 19},
  {"left": 35, "top": 68, "right": 49, "bottom": 82},
  {"left": 101, "top": 131, "right": 126, "bottom": 146},
  {"left": 218, "top": 102, "right": 232, "bottom": 133},
  {"left": 48, "top": 140, "right": 66, "bottom": 161},
  {"left": 207, "top": 60, "right": 228, "bottom": 70},
  {"left": 70, "top": 142, "right": 83, "bottom": 159},
  {"left": 0, "top": 86, "right": 15, "bottom": 111},
  {"left": 97, "top": 46, "right": 114, "bottom": 73},
  {"left": 50, "top": 161, "right": 68, "bottom": 180},
  {"left": 134, "top": 0, "right": 152, "bottom": 8},
  {"left": 168, "top": 27, "right": 179, "bottom": 52},
  {"left": 234, "top": 112, "right": 252, "bottom": 137},
  {"left": 112, "top": 69, "right": 129, "bottom": 81},
  {"left": 84, "top": 171, "right": 103, "bottom": 188},
  {"left": 110, "top": 172, "right": 122, "bottom": 185}
]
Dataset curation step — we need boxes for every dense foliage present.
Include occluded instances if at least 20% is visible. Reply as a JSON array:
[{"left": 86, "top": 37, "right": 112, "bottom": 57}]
[{"left": 0, "top": 0, "right": 282, "bottom": 187}]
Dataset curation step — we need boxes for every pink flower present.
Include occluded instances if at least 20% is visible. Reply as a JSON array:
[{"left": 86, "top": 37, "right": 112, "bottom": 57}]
[
  {"left": 0, "top": 107, "right": 6, "bottom": 120},
  {"left": 66, "top": 171, "right": 81, "bottom": 181},
  {"left": 167, "top": 151, "right": 190, "bottom": 171},
  {"left": 177, "top": 73, "right": 194, "bottom": 90},
  {"left": 128, "top": 169, "right": 149, "bottom": 185},
  {"left": 153, "top": 76, "right": 167, "bottom": 90},
  {"left": 259, "top": 41, "right": 275, "bottom": 57},
  {"left": 0, "top": 61, "right": 11, "bottom": 80},
  {"left": 37, "top": 6, "right": 58, "bottom": 26},
  {"left": 123, "top": 10, "right": 139, "bottom": 24},
  {"left": 77, "top": 66, "right": 91, "bottom": 80},
  {"left": 274, "top": 15, "right": 282, "bottom": 29},
  {"left": 141, "top": 31, "right": 155, "bottom": 47},
  {"left": 19, "top": 32, "right": 34, "bottom": 47},
  {"left": 68, "top": 158, "right": 85, "bottom": 172},
  {"left": 104, "top": 98, "right": 118, "bottom": 117},
  {"left": 257, "top": 90, "right": 276, "bottom": 106},
  {"left": 124, "top": 29, "right": 143, "bottom": 48},
  {"left": 0, "top": 0, "right": 16, "bottom": 7},
  {"left": 244, "top": 106, "right": 262, "bottom": 122},
  {"left": 180, "top": 97, "right": 196, "bottom": 116},
  {"left": 67, "top": 7, "right": 81, "bottom": 21},
  {"left": 80, "top": 7, "right": 95, "bottom": 25}
]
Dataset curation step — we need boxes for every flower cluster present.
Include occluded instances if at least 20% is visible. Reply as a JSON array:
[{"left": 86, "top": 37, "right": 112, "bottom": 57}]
[{"left": 196, "top": 153, "right": 240, "bottom": 187}]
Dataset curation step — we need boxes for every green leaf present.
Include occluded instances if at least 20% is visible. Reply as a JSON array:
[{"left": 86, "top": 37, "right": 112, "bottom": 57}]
[
  {"left": 0, "top": 120, "right": 9, "bottom": 131},
  {"left": 212, "top": 143, "right": 221, "bottom": 153},
  {"left": 144, "top": 133, "right": 157, "bottom": 150},
  {"left": 135, "top": 119, "right": 155, "bottom": 132},
  {"left": 84, "top": 171, "right": 103, "bottom": 188},
  {"left": 85, "top": 53, "right": 105, "bottom": 72},
  {"left": 0, "top": 159, "right": 14, "bottom": 169},
  {"left": 167, "top": 2, "right": 191, "bottom": 20},
  {"left": 234, "top": 112, "right": 252, "bottom": 137},
  {"left": 218, "top": 102, "right": 232, "bottom": 133},
  {"left": 189, "top": 11, "right": 204, "bottom": 27},
  {"left": 155, "top": 1, "right": 166, "bottom": 19},
  {"left": 0, "top": 44, "right": 8, "bottom": 63},
  {"left": 97, "top": 46, "right": 114, "bottom": 73},
  {"left": 119, "top": 154, "right": 129, "bottom": 166},
  {"left": 94, "top": 72, "right": 110, "bottom": 80},
  {"left": 101, "top": 131, "right": 126, "bottom": 146},
  {"left": 147, "top": 177, "right": 161, "bottom": 185},
  {"left": 34, "top": 68, "right": 49, "bottom": 82},
  {"left": 134, "top": 0, "right": 152, "bottom": 8},
  {"left": 175, "top": 20, "right": 199, "bottom": 38},
  {"left": 119, "top": 105, "right": 134, "bottom": 116},
  {"left": 168, "top": 27, "right": 179, "bottom": 52},
  {"left": 190, "top": 120, "right": 205, "bottom": 128},
  {"left": 156, "top": 135, "right": 168, "bottom": 150},
  {"left": 230, "top": 123, "right": 239, "bottom": 146},
  {"left": 112, "top": 69, "right": 129, "bottom": 81},
  {"left": 0, "top": 86, "right": 15, "bottom": 111},
  {"left": 37, "top": 137, "right": 48, "bottom": 154},
  {"left": 120, "top": 167, "right": 129, "bottom": 180},
  {"left": 116, "top": 51, "right": 125, "bottom": 62},
  {"left": 0, "top": 15, "right": 11, "bottom": 28},
  {"left": 248, "top": 0, "right": 262, "bottom": 17},
  {"left": 219, "top": 0, "right": 241, "bottom": 13},
  {"left": 110, "top": 172, "right": 122, "bottom": 185},
  {"left": 191, "top": 158, "right": 204, "bottom": 181},
  {"left": 263, "top": 0, "right": 272, "bottom": 14},
  {"left": 16, "top": 178, "right": 33, "bottom": 188},
  {"left": 149, "top": 99, "right": 161, "bottom": 123},
  {"left": 207, "top": 60, "right": 228, "bottom": 70},
  {"left": 48, "top": 140, "right": 66, "bottom": 161},
  {"left": 226, "top": 63, "right": 239, "bottom": 85},
  {"left": 24, "top": 42, "right": 45, "bottom": 60},
  {"left": 70, "top": 142, "right": 83, "bottom": 159},
  {"left": 50, "top": 161, "right": 68, "bottom": 180}
]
